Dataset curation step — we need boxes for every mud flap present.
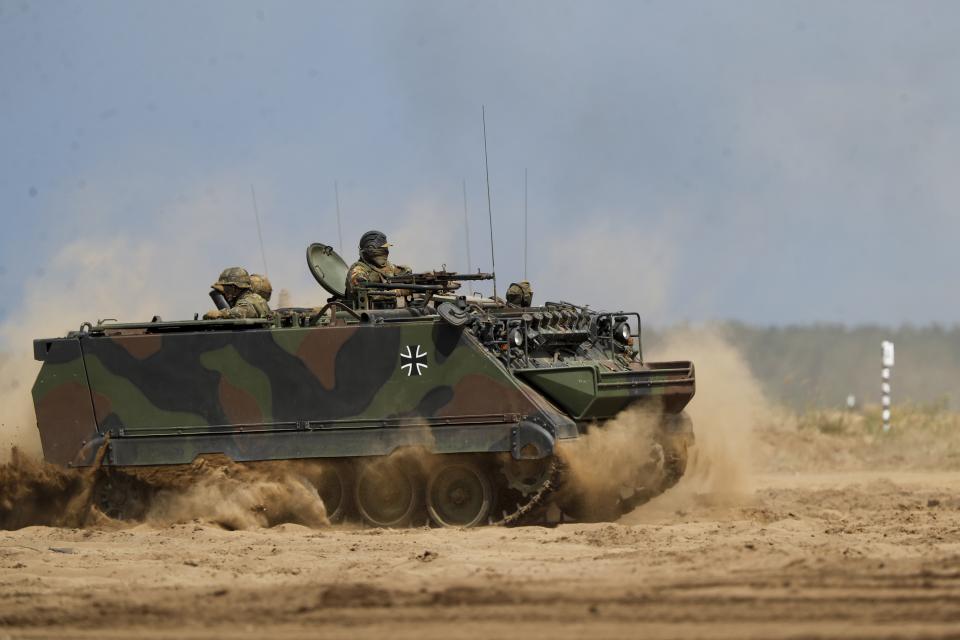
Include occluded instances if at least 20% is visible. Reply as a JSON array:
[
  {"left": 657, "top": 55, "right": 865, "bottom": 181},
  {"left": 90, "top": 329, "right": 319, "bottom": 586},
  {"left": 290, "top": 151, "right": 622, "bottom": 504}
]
[{"left": 511, "top": 421, "right": 555, "bottom": 460}]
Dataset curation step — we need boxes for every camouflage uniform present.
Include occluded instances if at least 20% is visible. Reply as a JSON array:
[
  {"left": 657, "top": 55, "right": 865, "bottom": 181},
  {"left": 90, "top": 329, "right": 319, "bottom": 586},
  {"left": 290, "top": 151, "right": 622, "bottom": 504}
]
[
  {"left": 204, "top": 267, "right": 272, "bottom": 319},
  {"left": 345, "top": 230, "right": 411, "bottom": 308},
  {"left": 218, "top": 290, "right": 271, "bottom": 318},
  {"left": 346, "top": 260, "right": 411, "bottom": 290},
  {"left": 250, "top": 274, "right": 273, "bottom": 304},
  {"left": 506, "top": 281, "right": 534, "bottom": 307}
]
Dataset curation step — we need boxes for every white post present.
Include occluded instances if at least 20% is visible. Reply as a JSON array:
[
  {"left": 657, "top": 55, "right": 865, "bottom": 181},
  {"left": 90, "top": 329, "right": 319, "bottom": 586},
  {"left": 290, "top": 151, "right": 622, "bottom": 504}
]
[{"left": 881, "top": 341, "right": 895, "bottom": 432}]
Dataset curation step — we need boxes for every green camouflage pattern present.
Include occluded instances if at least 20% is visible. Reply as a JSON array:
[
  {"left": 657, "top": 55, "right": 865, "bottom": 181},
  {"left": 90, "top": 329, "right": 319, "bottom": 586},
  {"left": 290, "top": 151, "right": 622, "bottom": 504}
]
[
  {"left": 32, "top": 318, "right": 592, "bottom": 467},
  {"left": 32, "top": 309, "right": 694, "bottom": 468},
  {"left": 32, "top": 252, "right": 695, "bottom": 472}
]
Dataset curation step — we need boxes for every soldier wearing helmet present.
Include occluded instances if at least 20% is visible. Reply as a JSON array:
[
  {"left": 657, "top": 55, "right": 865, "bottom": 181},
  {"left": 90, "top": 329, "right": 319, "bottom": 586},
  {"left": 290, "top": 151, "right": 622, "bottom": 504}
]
[
  {"left": 506, "top": 281, "right": 534, "bottom": 307},
  {"left": 250, "top": 273, "right": 273, "bottom": 304},
  {"left": 203, "top": 267, "right": 271, "bottom": 319},
  {"left": 345, "top": 230, "right": 412, "bottom": 308}
]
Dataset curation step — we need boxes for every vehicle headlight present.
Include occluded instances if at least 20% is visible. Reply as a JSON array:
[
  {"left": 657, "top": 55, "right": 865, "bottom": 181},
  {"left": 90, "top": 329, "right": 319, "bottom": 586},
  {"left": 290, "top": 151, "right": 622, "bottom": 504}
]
[
  {"left": 510, "top": 328, "right": 524, "bottom": 347},
  {"left": 613, "top": 322, "right": 630, "bottom": 344}
]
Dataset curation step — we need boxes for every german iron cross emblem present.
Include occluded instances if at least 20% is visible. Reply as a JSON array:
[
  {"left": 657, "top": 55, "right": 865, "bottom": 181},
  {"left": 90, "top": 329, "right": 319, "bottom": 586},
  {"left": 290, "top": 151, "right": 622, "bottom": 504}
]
[{"left": 400, "top": 345, "right": 429, "bottom": 377}]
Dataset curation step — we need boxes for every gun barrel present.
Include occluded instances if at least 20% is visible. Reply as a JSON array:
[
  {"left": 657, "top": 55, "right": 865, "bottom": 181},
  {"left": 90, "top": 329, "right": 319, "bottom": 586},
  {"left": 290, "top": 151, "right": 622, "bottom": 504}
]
[
  {"left": 386, "top": 272, "right": 494, "bottom": 283},
  {"left": 361, "top": 282, "right": 446, "bottom": 292}
]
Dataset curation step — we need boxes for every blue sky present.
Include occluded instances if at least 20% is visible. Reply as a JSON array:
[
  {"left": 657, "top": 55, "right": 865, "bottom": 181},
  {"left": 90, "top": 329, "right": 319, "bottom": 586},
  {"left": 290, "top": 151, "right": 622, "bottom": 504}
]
[{"left": 2, "top": 0, "right": 959, "bottom": 331}]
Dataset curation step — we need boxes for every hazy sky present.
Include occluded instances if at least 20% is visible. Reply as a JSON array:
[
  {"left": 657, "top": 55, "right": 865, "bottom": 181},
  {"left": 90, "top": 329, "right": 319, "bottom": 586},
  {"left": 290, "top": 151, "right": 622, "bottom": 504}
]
[{"left": 1, "top": 0, "right": 958, "bottom": 331}]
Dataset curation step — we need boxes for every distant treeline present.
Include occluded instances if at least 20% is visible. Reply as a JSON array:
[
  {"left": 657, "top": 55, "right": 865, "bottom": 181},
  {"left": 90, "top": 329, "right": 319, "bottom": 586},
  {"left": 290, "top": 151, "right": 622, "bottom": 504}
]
[{"left": 649, "top": 323, "right": 960, "bottom": 411}]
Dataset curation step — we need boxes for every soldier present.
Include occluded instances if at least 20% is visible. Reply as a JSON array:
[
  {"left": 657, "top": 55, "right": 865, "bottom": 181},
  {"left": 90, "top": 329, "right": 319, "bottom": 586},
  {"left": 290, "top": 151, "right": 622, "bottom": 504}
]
[
  {"left": 506, "top": 281, "right": 534, "bottom": 307},
  {"left": 250, "top": 273, "right": 273, "bottom": 304},
  {"left": 345, "top": 230, "right": 412, "bottom": 308},
  {"left": 203, "top": 267, "right": 271, "bottom": 319}
]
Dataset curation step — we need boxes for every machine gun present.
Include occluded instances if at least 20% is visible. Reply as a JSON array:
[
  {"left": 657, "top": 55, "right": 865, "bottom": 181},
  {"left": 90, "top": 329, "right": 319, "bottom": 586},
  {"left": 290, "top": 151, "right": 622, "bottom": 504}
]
[
  {"left": 384, "top": 269, "right": 495, "bottom": 293},
  {"left": 350, "top": 270, "right": 496, "bottom": 311}
]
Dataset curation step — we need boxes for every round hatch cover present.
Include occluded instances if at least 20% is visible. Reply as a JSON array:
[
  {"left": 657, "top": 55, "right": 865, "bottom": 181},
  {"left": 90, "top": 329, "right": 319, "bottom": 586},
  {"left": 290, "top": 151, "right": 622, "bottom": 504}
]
[{"left": 306, "top": 243, "right": 349, "bottom": 298}]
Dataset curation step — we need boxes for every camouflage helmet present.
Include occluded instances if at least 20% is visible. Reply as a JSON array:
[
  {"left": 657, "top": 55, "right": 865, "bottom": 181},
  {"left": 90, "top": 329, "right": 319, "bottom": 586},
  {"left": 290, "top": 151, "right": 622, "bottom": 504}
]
[
  {"left": 212, "top": 267, "right": 252, "bottom": 292},
  {"left": 506, "top": 281, "right": 533, "bottom": 307},
  {"left": 250, "top": 273, "right": 273, "bottom": 302},
  {"left": 359, "top": 230, "right": 392, "bottom": 251}
]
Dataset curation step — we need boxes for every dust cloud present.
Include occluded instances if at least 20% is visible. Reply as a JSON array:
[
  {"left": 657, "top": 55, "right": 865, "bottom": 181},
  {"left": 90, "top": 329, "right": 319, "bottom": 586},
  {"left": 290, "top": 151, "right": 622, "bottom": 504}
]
[
  {"left": 0, "top": 452, "right": 331, "bottom": 531},
  {"left": 144, "top": 461, "right": 329, "bottom": 530},
  {"left": 0, "top": 355, "right": 41, "bottom": 460},
  {"left": 0, "top": 237, "right": 182, "bottom": 461},
  {"left": 0, "top": 182, "right": 267, "bottom": 462},
  {"left": 647, "top": 326, "right": 769, "bottom": 496},
  {"left": 0, "top": 447, "right": 100, "bottom": 529},
  {"left": 559, "top": 405, "right": 663, "bottom": 517},
  {"left": 560, "top": 326, "right": 772, "bottom": 521}
]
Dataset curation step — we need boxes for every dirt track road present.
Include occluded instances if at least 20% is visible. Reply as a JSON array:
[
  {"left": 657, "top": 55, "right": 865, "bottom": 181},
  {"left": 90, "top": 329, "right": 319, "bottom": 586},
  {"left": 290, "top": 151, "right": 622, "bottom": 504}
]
[{"left": 2, "top": 471, "right": 959, "bottom": 639}]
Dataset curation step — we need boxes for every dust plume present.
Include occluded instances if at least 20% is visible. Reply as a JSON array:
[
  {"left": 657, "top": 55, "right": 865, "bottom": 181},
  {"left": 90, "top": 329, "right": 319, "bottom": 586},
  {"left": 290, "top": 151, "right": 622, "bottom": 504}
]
[
  {"left": 0, "top": 181, "right": 259, "bottom": 462},
  {"left": 560, "top": 327, "right": 772, "bottom": 521},
  {"left": 558, "top": 405, "right": 665, "bottom": 519},
  {"left": 0, "top": 453, "right": 331, "bottom": 531},
  {"left": 647, "top": 326, "right": 770, "bottom": 496},
  {"left": 0, "top": 447, "right": 104, "bottom": 529},
  {"left": 0, "top": 356, "right": 40, "bottom": 460},
  {"left": 144, "top": 461, "right": 329, "bottom": 530}
]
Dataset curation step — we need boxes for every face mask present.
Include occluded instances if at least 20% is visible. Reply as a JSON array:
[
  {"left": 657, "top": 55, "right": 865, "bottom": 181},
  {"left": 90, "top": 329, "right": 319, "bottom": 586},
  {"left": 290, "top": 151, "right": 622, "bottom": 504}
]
[
  {"left": 365, "top": 248, "right": 389, "bottom": 267},
  {"left": 221, "top": 285, "right": 241, "bottom": 304}
]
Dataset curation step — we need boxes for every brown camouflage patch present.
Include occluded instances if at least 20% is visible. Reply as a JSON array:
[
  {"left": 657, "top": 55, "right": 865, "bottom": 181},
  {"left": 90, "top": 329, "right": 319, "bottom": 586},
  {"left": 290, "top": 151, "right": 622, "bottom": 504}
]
[
  {"left": 296, "top": 327, "right": 359, "bottom": 391},
  {"left": 91, "top": 390, "right": 114, "bottom": 428},
  {"left": 113, "top": 334, "right": 163, "bottom": 360},
  {"left": 34, "top": 382, "right": 99, "bottom": 465},
  {"left": 436, "top": 373, "right": 533, "bottom": 417},
  {"left": 218, "top": 377, "right": 264, "bottom": 424}
]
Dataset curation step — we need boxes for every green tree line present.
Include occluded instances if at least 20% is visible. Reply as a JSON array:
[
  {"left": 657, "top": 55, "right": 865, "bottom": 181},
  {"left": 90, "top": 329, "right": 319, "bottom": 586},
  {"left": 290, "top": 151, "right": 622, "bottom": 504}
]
[{"left": 647, "top": 323, "right": 960, "bottom": 411}]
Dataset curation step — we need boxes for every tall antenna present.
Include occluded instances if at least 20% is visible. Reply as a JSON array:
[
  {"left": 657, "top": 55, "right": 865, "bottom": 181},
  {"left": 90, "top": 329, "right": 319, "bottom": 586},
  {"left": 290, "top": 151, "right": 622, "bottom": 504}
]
[
  {"left": 462, "top": 178, "right": 474, "bottom": 294},
  {"left": 250, "top": 184, "right": 269, "bottom": 277},
  {"left": 482, "top": 105, "right": 497, "bottom": 301},
  {"left": 333, "top": 180, "right": 344, "bottom": 255},
  {"left": 523, "top": 167, "right": 528, "bottom": 281}
]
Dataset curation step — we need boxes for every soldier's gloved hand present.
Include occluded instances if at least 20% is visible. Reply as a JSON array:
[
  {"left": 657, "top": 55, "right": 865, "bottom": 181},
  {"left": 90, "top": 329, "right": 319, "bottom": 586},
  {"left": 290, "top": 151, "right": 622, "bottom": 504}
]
[
  {"left": 203, "top": 310, "right": 223, "bottom": 320},
  {"left": 448, "top": 282, "right": 461, "bottom": 290},
  {"left": 397, "top": 265, "right": 412, "bottom": 275}
]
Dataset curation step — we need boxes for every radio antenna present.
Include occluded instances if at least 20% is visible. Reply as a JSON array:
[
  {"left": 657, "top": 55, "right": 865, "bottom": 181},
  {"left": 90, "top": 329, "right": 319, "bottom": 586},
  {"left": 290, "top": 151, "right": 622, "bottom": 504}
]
[
  {"left": 334, "top": 180, "right": 344, "bottom": 256},
  {"left": 523, "top": 167, "right": 528, "bottom": 281},
  {"left": 482, "top": 105, "right": 497, "bottom": 301},
  {"left": 462, "top": 178, "right": 474, "bottom": 294},
  {"left": 250, "top": 184, "right": 269, "bottom": 277}
]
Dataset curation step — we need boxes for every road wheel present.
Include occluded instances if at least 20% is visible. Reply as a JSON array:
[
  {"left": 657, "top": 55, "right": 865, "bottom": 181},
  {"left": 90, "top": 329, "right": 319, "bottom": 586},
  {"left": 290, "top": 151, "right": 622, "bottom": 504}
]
[
  {"left": 426, "top": 458, "right": 493, "bottom": 528},
  {"left": 315, "top": 462, "right": 354, "bottom": 523},
  {"left": 354, "top": 458, "right": 421, "bottom": 528}
]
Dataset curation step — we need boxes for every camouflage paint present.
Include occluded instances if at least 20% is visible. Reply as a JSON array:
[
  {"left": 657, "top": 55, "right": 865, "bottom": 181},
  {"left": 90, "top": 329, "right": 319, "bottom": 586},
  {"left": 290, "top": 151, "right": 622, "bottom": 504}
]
[
  {"left": 33, "top": 313, "right": 694, "bottom": 468},
  {"left": 34, "top": 320, "right": 577, "bottom": 466}
]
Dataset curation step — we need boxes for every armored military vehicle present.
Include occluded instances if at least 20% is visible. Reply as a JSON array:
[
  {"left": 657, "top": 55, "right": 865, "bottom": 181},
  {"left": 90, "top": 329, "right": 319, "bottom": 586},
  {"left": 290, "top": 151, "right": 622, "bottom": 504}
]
[{"left": 31, "top": 244, "right": 695, "bottom": 527}]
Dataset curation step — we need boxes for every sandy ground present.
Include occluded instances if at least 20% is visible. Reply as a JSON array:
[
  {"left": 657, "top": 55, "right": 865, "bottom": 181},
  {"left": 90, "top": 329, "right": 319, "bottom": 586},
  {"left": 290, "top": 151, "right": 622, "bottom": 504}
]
[{"left": 0, "top": 471, "right": 958, "bottom": 640}]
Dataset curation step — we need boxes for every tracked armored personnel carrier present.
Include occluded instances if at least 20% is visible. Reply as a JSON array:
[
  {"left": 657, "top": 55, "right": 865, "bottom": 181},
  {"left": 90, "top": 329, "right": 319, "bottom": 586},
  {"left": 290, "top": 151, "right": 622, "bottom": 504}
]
[{"left": 31, "top": 244, "right": 695, "bottom": 527}]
